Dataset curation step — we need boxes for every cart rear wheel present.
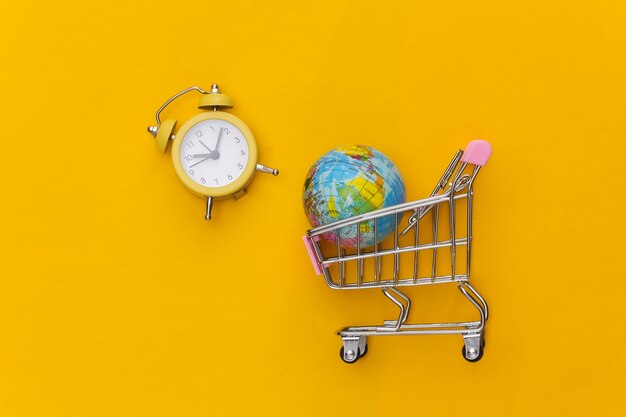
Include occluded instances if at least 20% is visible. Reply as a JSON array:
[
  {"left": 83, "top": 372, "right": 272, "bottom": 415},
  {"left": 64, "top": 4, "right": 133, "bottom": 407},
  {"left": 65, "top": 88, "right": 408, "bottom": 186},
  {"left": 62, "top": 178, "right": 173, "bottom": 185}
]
[
  {"left": 340, "top": 343, "right": 367, "bottom": 364},
  {"left": 360, "top": 343, "right": 368, "bottom": 358},
  {"left": 462, "top": 337, "right": 485, "bottom": 362},
  {"left": 339, "top": 346, "right": 359, "bottom": 364}
]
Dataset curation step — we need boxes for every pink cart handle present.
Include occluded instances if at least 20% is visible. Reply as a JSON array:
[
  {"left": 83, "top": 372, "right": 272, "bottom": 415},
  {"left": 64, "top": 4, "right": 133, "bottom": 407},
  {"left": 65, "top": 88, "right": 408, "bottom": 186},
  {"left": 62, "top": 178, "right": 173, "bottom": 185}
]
[
  {"left": 461, "top": 140, "right": 492, "bottom": 166},
  {"left": 303, "top": 235, "right": 324, "bottom": 276}
]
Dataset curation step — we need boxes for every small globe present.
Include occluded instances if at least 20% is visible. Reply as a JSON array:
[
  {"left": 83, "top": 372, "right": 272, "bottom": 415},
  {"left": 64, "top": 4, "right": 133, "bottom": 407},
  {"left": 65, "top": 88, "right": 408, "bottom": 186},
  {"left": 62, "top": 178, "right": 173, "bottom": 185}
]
[{"left": 303, "top": 145, "right": 406, "bottom": 248}]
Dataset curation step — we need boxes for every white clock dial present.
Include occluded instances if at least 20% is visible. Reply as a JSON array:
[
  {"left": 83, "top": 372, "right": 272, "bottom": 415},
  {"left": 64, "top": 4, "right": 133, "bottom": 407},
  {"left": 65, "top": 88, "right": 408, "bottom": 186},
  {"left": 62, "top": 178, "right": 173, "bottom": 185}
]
[{"left": 179, "top": 119, "right": 250, "bottom": 188}]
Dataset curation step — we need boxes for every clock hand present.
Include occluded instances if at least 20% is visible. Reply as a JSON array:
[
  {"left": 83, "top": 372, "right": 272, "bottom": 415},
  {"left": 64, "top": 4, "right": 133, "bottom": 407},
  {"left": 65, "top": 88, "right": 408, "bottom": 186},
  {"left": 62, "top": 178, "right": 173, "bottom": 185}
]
[
  {"left": 198, "top": 139, "right": 219, "bottom": 159},
  {"left": 198, "top": 140, "right": 214, "bottom": 153},
  {"left": 213, "top": 127, "right": 224, "bottom": 159},
  {"left": 189, "top": 155, "right": 212, "bottom": 168},
  {"left": 193, "top": 153, "right": 219, "bottom": 160}
]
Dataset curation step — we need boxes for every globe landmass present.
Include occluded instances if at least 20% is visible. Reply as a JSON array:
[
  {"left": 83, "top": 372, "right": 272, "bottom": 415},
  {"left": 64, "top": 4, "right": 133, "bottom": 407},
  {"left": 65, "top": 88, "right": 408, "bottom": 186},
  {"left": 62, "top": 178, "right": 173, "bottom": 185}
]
[{"left": 303, "top": 145, "right": 406, "bottom": 248}]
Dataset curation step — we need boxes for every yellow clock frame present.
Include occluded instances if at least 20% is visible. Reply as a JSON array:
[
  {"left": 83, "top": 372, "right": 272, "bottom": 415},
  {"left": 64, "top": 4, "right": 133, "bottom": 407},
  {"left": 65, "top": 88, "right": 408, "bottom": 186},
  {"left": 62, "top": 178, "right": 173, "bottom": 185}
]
[
  {"left": 146, "top": 84, "right": 278, "bottom": 220},
  {"left": 171, "top": 111, "right": 259, "bottom": 199}
]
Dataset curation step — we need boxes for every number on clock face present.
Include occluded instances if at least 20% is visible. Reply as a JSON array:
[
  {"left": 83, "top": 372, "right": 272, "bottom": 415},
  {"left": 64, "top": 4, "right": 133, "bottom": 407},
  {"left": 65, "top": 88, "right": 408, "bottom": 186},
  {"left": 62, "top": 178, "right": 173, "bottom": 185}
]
[{"left": 179, "top": 119, "right": 250, "bottom": 188}]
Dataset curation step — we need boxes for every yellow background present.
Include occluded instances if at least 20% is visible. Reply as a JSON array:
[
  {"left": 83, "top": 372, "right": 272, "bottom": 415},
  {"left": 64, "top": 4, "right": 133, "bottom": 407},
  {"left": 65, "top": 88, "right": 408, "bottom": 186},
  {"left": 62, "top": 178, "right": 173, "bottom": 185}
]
[{"left": 1, "top": 1, "right": 625, "bottom": 416}]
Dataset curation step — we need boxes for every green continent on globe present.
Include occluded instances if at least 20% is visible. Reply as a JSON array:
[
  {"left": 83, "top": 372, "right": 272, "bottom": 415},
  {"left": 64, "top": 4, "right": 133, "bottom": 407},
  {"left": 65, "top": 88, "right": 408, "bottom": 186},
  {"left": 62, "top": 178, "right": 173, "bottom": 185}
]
[{"left": 303, "top": 145, "right": 406, "bottom": 248}]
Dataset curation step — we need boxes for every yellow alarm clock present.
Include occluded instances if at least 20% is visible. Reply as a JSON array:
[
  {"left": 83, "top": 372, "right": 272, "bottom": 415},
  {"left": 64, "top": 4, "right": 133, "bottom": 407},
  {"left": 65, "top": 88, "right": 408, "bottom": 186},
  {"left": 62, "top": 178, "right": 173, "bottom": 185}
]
[{"left": 147, "top": 84, "right": 278, "bottom": 220}]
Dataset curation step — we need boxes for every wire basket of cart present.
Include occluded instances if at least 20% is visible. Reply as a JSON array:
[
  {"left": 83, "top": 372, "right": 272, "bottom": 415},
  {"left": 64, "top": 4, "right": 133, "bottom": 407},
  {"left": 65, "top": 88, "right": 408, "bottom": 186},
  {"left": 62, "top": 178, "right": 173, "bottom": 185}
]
[{"left": 303, "top": 140, "right": 492, "bottom": 363}]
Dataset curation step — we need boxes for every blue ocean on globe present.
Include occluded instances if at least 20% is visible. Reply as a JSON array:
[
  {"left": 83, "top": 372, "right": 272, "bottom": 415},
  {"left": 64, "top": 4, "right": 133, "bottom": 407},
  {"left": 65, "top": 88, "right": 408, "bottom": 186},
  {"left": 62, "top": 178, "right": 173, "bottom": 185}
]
[{"left": 303, "top": 145, "right": 406, "bottom": 248}]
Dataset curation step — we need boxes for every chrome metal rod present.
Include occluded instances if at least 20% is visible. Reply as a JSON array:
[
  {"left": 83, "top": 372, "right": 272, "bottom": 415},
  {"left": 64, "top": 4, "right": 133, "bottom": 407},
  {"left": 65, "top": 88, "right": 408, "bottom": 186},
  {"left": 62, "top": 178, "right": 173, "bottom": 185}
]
[
  {"left": 413, "top": 212, "right": 419, "bottom": 284},
  {"left": 393, "top": 214, "right": 400, "bottom": 283},
  {"left": 205, "top": 197, "right": 213, "bottom": 221},
  {"left": 431, "top": 204, "right": 439, "bottom": 281},
  {"left": 326, "top": 275, "right": 469, "bottom": 290},
  {"left": 458, "top": 283, "right": 486, "bottom": 332},
  {"left": 381, "top": 288, "right": 407, "bottom": 331},
  {"left": 463, "top": 282, "right": 489, "bottom": 321},
  {"left": 155, "top": 86, "right": 208, "bottom": 126},
  {"left": 321, "top": 238, "right": 469, "bottom": 266},
  {"left": 308, "top": 193, "right": 469, "bottom": 237}
]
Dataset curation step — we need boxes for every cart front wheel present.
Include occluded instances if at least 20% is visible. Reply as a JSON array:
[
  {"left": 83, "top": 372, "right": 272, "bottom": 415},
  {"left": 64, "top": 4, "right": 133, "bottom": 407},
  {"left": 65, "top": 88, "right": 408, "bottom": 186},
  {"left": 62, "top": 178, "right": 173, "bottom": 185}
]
[{"left": 461, "top": 345, "right": 484, "bottom": 362}]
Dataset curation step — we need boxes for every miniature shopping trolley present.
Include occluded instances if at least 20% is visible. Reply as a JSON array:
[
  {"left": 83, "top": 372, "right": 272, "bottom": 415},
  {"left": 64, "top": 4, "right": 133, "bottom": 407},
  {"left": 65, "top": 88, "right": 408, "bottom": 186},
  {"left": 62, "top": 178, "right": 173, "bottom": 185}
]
[{"left": 303, "top": 140, "right": 492, "bottom": 363}]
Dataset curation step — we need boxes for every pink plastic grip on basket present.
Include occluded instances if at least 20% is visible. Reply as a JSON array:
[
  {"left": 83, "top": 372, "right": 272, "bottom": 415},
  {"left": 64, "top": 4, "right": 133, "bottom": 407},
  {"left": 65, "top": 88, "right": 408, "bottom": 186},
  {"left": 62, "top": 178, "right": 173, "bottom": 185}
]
[
  {"left": 303, "top": 235, "right": 324, "bottom": 276},
  {"left": 461, "top": 140, "right": 492, "bottom": 166}
]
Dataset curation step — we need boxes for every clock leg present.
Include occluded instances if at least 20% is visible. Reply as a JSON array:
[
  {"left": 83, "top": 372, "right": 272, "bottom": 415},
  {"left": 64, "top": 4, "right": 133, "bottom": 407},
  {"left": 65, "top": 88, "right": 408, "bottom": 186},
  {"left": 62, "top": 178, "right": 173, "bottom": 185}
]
[
  {"left": 256, "top": 164, "right": 279, "bottom": 176},
  {"left": 205, "top": 197, "right": 213, "bottom": 221}
]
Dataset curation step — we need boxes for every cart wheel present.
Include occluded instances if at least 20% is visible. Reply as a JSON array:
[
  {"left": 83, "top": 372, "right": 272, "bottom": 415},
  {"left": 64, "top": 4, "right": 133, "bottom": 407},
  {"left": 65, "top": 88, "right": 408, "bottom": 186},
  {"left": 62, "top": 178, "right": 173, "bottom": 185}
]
[
  {"left": 340, "top": 346, "right": 361, "bottom": 364},
  {"left": 360, "top": 343, "right": 368, "bottom": 359},
  {"left": 462, "top": 345, "right": 484, "bottom": 362}
]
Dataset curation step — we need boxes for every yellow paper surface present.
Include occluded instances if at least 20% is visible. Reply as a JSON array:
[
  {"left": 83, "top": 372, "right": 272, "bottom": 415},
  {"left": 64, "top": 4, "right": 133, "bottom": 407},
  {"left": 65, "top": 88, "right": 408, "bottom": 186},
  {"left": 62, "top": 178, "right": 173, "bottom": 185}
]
[{"left": 1, "top": 1, "right": 625, "bottom": 416}]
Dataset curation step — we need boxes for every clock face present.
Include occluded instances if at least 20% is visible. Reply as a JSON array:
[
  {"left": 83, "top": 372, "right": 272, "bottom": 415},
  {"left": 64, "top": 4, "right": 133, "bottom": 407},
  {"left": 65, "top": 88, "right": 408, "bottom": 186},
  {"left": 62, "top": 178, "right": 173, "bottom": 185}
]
[{"left": 178, "top": 119, "right": 250, "bottom": 188}]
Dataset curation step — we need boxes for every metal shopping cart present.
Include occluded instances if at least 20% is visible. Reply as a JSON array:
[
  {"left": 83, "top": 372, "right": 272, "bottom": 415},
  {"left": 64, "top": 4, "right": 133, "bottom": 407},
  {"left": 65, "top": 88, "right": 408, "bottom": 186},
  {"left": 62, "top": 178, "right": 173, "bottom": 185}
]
[{"left": 303, "top": 140, "right": 492, "bottom": 363}]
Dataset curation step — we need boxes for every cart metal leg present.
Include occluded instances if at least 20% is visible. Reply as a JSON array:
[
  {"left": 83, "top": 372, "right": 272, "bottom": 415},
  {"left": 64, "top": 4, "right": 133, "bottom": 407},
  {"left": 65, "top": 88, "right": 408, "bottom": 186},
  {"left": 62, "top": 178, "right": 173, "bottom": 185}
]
[{"left": 339, "top": 283, "right": 489, "bottom": 363}]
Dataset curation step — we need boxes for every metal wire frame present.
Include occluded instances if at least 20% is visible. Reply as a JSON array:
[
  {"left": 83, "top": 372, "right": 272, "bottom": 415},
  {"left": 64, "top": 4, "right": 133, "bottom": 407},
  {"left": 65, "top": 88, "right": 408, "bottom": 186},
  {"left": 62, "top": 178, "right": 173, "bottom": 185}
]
[
  {"left": 307, "top": 150, "right": 482, "bottom": 290},
  {"left": 304, "top": 147, "right": 490, "bottom": 363}
]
